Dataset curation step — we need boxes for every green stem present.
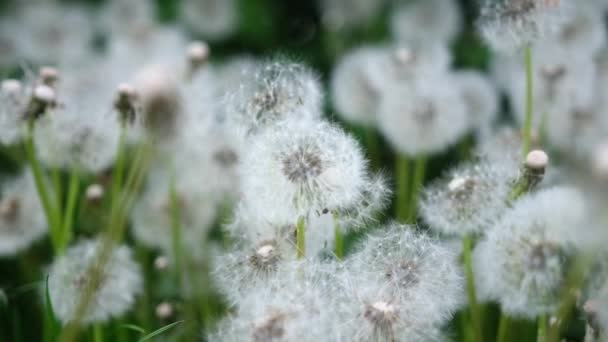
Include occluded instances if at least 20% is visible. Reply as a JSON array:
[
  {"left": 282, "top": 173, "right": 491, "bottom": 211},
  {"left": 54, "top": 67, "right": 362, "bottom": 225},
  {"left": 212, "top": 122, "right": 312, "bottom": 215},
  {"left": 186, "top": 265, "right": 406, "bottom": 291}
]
[
  {"left": 497, "top": 314, "right": 510, "bottom": 342},
  {"left": 365, "top": 128, "right": 380, "bottom": 170},
  {"left": 537, "top": 314, "right": 547, "bottom": 342},
  {"left": 296, "top": 217, "right": 306, "bottom": 259},
  {"left": 52, "top": 168, "right": 62, "bottom": 215},
  {"left": 522, "top": 45, "right": 534, "bottom": 156},
  {"left": 59, "top": 168, "right": 80, "bottom": 253},
  {"left": 333, "top": 212, "right": 344, "bottom": 260},
  {"left": 463, "top": 235, "right": 483, "bottom": 342},
  {"left": 395, "top": 155, "right": 410, "bottom": 223},
  {"left": 111, "top": 126, "right": 127, "bottom": 206},
  {"left": 93, "top": 324, "right": 103, "bottom": 342},
  {"left": 24, "top": 123, "right": 61, "bottom": 252},
  {"left": 169, "top": 172, "right": 183, "bottom": 288},
  {"left": 407, "top": 155, "right": 427, "bottom": 223}
]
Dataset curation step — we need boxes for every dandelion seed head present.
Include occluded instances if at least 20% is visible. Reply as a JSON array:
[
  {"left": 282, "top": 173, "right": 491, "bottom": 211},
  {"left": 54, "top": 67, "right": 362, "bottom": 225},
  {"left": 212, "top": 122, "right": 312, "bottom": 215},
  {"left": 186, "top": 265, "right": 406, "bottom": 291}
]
[
  {"left": 474, "top": 186, "right": 588, "bottom": 317},
  {"left": 155, "top": 302, "right": 173, "bottom": 319},
  {"left": 331, "top": 46, "right": 385, "bottom": 127},
  {"left": 0, "top": 170, "right": 46, "bottom": 256},
  {"left": 478, "top": 0, "right": 572, "bottom": 53},
  {"left": 225, "top": 60, "right": 322, "bottom": 136},
  {"left": 48, "top": 239, "right": 142, "bottom": 324},
  {"left": 39, "top": 66, "right": 59, "bottom": 88},
  {"left": 85, "top": 184, "right": 104, "bottom": 202},
  {"left": 186, "top": 41, "right": 210, "bottom": 71},
  {"left": 239, "top": 119, "right": 367, "bottom": 221},
  {"left": 0, "top": 79, "right": 26, "bottom": 144},
  {"left": 391, "top": 0, "right": 463, "bottom": 45},
  {"left": 526, "top": 150, "right": 549, "bottom": 170},
  {"left": 454, "top": 71, "right": 499, "bottom": 136},
  {"left": 134, "top": 64, "right": 183, "bottom": 139},
  {"left": 180, "top": 0, "right": 238, "bottom": 40},
  {"left": 378, "top": 77, "right": 469, "bottom": 156},
  {"left": 421, "top": 159, "right": 516, "bottom": 237},
  {"left": 348, "top": 223, "right": 464, "bottom": 325}
]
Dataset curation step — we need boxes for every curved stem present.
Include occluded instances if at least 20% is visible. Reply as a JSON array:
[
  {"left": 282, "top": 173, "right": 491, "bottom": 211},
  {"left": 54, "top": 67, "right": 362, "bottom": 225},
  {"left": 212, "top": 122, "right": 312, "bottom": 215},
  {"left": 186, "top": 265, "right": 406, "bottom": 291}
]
[
  {"left": 25, "top": 123, "right": 61, "bottom": 252},
  {"left": 395, "top": 155, "right": 410, "bottom": 223},
  {"left": 407, "top": 155, "right": 427, "bottom": 223},
  {"left": 463, "top": 235, "right": 483, "bottom": 342},
  {"left": 522, "top": 45, "right": 534, "bottom": 156},
  {"left": 296, "top": 217, "right": 306, "bottom": 259}
]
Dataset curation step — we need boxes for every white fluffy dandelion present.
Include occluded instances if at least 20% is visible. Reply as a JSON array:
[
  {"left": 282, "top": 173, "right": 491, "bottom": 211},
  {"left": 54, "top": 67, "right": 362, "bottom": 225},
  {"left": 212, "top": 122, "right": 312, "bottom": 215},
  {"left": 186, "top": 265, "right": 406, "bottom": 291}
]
[
  {"left": 474, "top": 186, "right": 588, "bottom": 317},
  {"left": 378, "top": 77, "right": 469, "bottom": 156},
  {"left": 420, "top": 158, "right": 517, "bottom": 237},
  {"left": 224, "top": 60, "right": 323, "bottom": 136},
  {"left": 0, "top": 79, "right": 26, "bottom": 145},
  {"left": 391, "top": 0, "right": 463, "bottom": 45},
  {"left": 47, "top": 239, "right": 142, "bottom": 324},
  {"left": 239, "top": 119, "right": 368, "bottom": 223},
  {"left": 453, "top": 71, "right": 499, "bottom": 137},
  {"left": 347, "top": 223, "right": 465, "bottom": 325},
  {"left": 0, "top": 169, "right": 46, "bottom": 257},
  {"left": 331, "top": 46, "right": 385, "bottom": 127},
  {"left": 478, "top": 0, "right": 573, "bottom": 53},
  {"left": 319, "top": 0, "right": 386, "bottom": 32}
]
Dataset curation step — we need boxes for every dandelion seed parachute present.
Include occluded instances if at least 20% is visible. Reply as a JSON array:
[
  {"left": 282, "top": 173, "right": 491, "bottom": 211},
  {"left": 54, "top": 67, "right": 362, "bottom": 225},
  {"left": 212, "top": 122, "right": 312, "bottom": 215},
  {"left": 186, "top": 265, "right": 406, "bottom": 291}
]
[
  {"left": 378, "top": 76, "right": 469, "bottom": 156},
  {"left": 0, "top": 169, "right": 47, "bottom": 257},
  {"left": 420, "top": 158, "right": 516, "bottom": 237},
  {"left": 391, "top": 0, "right": 463, "bottom": 45},
  {"left": 47, "top": 239, "right": 142, "bottom": 324},
  {"left": 347, "top": 223, "right": 465, "bottom": 326},
  {"left": 473, "top": 186, "right": 588, "bottom": 317}
]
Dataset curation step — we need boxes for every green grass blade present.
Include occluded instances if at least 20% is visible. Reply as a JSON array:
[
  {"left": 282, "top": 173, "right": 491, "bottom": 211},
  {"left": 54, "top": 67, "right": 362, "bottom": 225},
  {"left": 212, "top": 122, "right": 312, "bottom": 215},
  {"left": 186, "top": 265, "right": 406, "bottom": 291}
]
[
  {"left": 44, "top": 275, "right": 59, "bottom": 341},
  {"left": 138, "top": 320, "right": 184, "bottom": 342},
  {"left": 120, "top": 324, "right": 146, "bottom": 335}
]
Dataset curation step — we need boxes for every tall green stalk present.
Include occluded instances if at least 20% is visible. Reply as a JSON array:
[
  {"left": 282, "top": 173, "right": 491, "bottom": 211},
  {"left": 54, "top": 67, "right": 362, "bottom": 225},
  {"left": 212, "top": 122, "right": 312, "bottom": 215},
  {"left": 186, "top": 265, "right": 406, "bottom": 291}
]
[
  {"left": 296, "top": 217, "right": 306, "bottom": 259},
  {"left": 407, "top": 155, "right": 427, "bottom": 223},
  {"left": 496, "top": 314, "right": 510, "bottom": 342},
  {"left": 395, "top": 155, "right": 410, "bottom": 222},
  {"left": 24, "top": 123, "right": 61, "bottom": 253},
  {"left": 169, "top": 172, "right": 184, "bottom": 288},
  {"left": 522, "top": 45, "right": 534, "bottom": 156},
  {"left": 463, "top": 235, "right": 483, "bottom": 342},
  {"left": 92, "top": 324, "right": 103, "bottom": 342},
  {"left": 59, "top": 168, "right": 80, "bottom": 253},
  {"left": 537, "top": 314, "right": 547, "bottom": 342},
  {"left": 333, "top": 212, "right": 344, "bottom": 260}
]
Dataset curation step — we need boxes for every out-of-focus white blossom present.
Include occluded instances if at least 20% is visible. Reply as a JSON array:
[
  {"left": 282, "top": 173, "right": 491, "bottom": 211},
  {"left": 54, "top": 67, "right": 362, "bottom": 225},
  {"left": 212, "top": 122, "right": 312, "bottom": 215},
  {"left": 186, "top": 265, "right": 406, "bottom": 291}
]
[
  {"left": 180, "top": 0, "right": 238, "bottom": 40},
  {"left": 391, "top": 0, "right": 463, "bottom": 45}
]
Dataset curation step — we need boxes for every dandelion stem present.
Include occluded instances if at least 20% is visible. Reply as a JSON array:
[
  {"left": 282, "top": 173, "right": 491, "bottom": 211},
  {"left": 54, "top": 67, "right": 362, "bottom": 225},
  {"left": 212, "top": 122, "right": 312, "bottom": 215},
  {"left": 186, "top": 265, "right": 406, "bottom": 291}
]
[
  {"left": 111, "top": 125, "right": 127, "bottom": 205},
  {"left": 333, "top": 212, "right": 344, "bottom": 260},
  {"left": 92, "top": 324, "right": 103, "bottom": 342},
  {"left": 407, "top": 155, "right": 427, "bottom": 223},
  {"left": 169, "top": 171, "right": 184, "bottom": 288},
  {"left": 537, "top": 314, "right": 547, "bottom": 342},
  {"left": 365, "top": 128, "right": 380, "bottom": 170},
  {"left": 395, "top": 155, "right": 410, "bottom": 222},
  {"left": 497, "top": 314, "right": 510, "bottom": 342},
  {"left": 59, "top": 168, "right": 80, "bottom": 252},
  {"left": 463, "top": 235, "right": 483, "bottom": 342},
  {"left": 24, "top": 122, "right": 61, "bottom": 253},
  {"left": 296, "top": 217, "right": 306, "bottom": 259},
  {"left": 522, "top": 45, "right": 534, "bottom": 156}
]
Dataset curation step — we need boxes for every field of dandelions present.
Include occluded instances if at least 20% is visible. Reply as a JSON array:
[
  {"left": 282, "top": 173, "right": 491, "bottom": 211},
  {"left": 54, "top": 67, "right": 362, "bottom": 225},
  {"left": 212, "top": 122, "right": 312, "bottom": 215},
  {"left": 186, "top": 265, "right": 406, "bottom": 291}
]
[{"left": 2, "top": 0, "right": 608, "bottom": 341}]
